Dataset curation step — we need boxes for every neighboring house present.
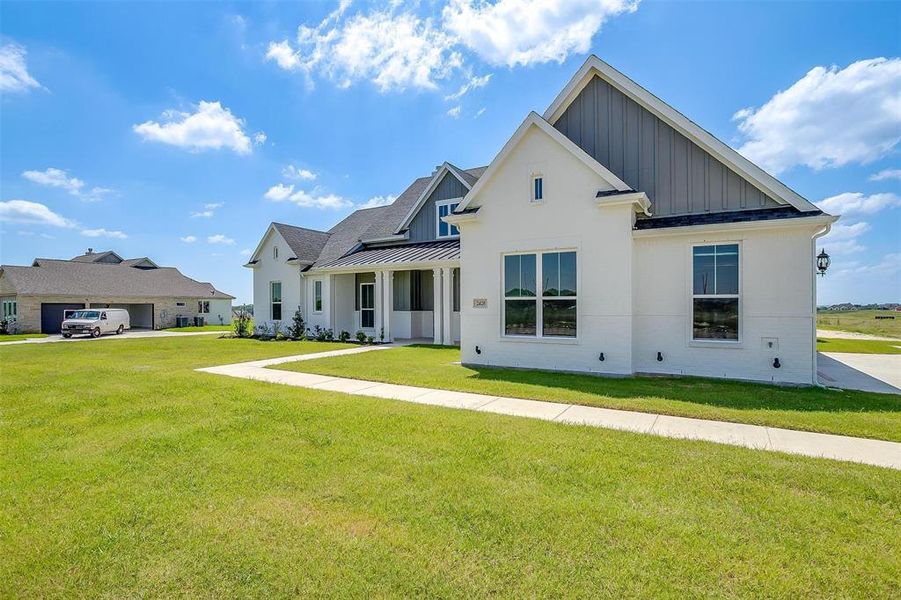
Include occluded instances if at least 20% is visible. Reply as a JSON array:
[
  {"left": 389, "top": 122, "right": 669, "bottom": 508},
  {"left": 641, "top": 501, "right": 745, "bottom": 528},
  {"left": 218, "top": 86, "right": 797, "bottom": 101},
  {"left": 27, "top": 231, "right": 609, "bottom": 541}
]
[
  {"left": 0, "top": 249, "right": 234, "bottom": 333},
  {"left": 248, "top": 56, "right": 836, "bottom": 385}
]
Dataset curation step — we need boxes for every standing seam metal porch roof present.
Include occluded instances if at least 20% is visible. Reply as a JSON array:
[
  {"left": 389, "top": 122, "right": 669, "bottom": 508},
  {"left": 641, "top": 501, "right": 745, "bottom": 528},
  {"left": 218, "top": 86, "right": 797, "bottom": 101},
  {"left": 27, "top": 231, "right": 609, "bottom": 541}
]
[{"left": 314, "top": 240, "right": 460, "bottom": 270}]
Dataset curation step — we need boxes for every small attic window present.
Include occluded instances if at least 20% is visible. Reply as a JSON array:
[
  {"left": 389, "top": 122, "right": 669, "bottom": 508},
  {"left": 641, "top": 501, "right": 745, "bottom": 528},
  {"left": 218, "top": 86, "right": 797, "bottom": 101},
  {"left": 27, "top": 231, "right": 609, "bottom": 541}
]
[
  {"left": 532, "top": 175, "right": 544, "bottom": 202},
  {"left": 273, "top": 246, "right": 279, "bottom": 260}
]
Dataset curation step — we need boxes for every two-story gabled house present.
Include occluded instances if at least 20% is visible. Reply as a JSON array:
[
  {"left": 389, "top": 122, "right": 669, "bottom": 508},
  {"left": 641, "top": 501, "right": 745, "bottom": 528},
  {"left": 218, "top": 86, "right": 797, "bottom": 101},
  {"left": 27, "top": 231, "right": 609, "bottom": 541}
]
[{"left": 247, "top": 56, "right": 837, "bottom": 385}]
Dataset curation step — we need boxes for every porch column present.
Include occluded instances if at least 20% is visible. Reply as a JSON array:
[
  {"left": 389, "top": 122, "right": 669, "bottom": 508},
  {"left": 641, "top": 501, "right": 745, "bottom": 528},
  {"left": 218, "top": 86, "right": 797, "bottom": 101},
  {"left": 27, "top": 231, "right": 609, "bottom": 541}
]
[
  {"left": 441, "top": 267, "right": 453, "bottom": 346},
  {"left": 374, "top": 270, "right": 384, "bottom": 339},
  {"left": 384, "top": 270, "right": 394, "bottom": 343},
  {"left": 432, "top": 267, "right": 443, "bottom": 345}
]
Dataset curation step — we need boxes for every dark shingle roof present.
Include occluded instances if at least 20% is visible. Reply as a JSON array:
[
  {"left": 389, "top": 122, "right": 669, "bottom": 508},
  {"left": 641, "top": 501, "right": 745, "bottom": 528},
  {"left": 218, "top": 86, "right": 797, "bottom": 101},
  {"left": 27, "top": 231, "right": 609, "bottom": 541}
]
[
  {"left": 271, "top": 165, "right": 488, "bottom": 269},
  {"left": 70, "top": 250, "right": 123, "bottom": 263},
  {"left": 633, "top": 206, "right": 823, "bottom": 230},
  {"left": 272, "top": 223, "right": 331, "bottom": 262},
  {"left": 2, "top": 259, "right": 233, "bottom": 299},
  {"left": 315, "top": 240, "right": 460, "bottom": 270}
]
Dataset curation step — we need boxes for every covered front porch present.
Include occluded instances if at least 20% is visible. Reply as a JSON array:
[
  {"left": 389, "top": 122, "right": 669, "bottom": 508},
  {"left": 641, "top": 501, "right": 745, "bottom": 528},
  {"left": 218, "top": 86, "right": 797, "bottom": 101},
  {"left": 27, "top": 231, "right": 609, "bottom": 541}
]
[{"left": 305, "top": 241, "right": 461, "bottom": 345}]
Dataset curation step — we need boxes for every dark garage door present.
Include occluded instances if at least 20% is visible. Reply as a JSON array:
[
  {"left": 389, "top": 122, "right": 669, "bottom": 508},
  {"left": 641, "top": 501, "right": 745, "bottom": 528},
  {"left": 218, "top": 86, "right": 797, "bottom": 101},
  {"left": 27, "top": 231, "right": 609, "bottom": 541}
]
[{"left": 40, "top": 303, "right": 85, "bottom": 334}]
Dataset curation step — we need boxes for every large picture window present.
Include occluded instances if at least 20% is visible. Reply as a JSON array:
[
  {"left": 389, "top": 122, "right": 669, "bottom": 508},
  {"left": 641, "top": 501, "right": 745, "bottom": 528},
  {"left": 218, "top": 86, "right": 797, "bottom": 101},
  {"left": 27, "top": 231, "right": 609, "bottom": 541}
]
[
  {"left": 504, "top": 251, "right": 577, "bottom": 338},
  {"left": 270, "top": 281, "right": 282, "bottom": 321},
  {"left": 436, "top": 199, "right": 460, "bottom": 238},
  {"left": 692, "top": 244, "right": 739, "bottom": 340}
]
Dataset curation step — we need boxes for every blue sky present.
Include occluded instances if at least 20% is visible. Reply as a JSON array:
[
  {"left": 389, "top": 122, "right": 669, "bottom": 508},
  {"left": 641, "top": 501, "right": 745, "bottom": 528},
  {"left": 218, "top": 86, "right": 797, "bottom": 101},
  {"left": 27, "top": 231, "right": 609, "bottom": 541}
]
[{"left": 1, "top": 0, "right": 898, "bottom": 305}]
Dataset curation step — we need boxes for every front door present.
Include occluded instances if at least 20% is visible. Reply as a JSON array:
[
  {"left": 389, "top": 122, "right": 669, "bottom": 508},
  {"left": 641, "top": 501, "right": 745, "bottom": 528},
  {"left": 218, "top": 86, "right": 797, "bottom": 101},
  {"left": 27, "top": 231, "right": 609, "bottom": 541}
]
[{"left": 360, "top": 282, "right": 375, "bottom": 330}]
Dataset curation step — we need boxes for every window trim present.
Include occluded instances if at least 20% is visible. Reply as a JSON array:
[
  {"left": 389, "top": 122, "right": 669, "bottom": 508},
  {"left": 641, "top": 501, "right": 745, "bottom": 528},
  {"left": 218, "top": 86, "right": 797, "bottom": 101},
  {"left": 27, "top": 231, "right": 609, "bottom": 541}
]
[
  {"left": 197, "top": 300, "right": 211, "bottom": 314},
  {"left": 359, "top": 281, "right": 375, "bottom": 330},
  {"left": 270, "top": 280, "right": 283, "bottom": 321},
  {"left": 435, "top": 198, "right": 462, "bottom": 239},
  {"left": 273, "top": 245, "right": 279, "bottom": 260},
  {"left": 531, "top": 174, "right": 544, "bottom": 203},
  {"left": 313, "top": 280, "right": 323, "bottom": 314},
  {"left": 2, "top": 300, "right": 16, "bottom": 320},
  {"left": 501, "top": 249, "right": 579, "bottom": 342},
  {"left": 689, "top": 241, "right": 742, "bottom": 346}
]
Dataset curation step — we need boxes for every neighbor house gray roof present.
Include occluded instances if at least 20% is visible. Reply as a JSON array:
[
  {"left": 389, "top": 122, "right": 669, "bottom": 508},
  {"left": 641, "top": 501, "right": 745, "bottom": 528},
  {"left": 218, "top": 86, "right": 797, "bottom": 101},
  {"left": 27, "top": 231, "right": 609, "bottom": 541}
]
[
  {"left": 1, "top": 259, "right": 234, "bottom": 299},
  {"left": 315, "top": 240, "right": 460, "bottom": 270},
  {"left": 272, "top": 223, "right": 331, "bottom": 263},
  {"left": 70, "top": 250, "right": 124, "bottom": 263}
]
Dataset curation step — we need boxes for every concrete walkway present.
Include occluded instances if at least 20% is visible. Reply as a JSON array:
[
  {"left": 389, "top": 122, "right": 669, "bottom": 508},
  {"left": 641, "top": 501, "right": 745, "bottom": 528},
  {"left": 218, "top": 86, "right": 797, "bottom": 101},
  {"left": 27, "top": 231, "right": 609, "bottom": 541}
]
[
  {"left": 197, "top": 347, "right": 901, "bottom": 470},
  {"left": 0, "top": 329, "right": 224, "bottom": 346}
]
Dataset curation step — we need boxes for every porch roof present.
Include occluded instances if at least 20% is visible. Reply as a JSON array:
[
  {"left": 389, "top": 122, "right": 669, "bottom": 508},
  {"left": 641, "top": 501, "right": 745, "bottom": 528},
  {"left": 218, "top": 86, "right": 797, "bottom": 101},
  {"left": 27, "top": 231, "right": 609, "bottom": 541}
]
[{"left": 313, "top": 239, "right": 460, "bottom": 271}]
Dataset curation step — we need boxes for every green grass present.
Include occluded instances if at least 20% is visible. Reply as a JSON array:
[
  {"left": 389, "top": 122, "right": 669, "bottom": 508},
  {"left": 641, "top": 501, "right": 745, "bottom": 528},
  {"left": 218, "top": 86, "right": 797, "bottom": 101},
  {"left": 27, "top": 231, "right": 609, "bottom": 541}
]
[
  {"left": 275, "top": 345, "right": 901, "bottom": 442},
  {"left": 2, "top": 337, "right": 900, "bottom": 597},
  {"left": 161, "top": 324, "right": 233, "bottom": 332},
  {"left": 0, "top": 333, "right": 49, "bottom": 342},
  {"left": 818, "top": 337, "right": 901, "bottom": 354},
  {"left": 818, "top": 309, "right": 901, "bottom": 338}
]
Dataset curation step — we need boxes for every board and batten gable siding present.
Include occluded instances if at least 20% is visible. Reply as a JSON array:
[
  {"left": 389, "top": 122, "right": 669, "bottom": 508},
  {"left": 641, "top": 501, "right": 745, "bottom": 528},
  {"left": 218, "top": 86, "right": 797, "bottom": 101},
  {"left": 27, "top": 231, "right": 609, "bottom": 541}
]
[
  {"left": 553, "top": 75, "right": 782, "bottom": 217},
  {"left": 407, "top": 172, "right": 468, "bottom": 242}
]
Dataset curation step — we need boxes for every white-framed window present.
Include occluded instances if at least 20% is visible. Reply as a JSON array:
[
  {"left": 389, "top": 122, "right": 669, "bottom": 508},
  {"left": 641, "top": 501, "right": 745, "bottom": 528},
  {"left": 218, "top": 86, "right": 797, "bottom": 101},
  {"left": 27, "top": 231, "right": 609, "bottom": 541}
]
[
  {"left": 313, "top": 280, "right": 323, "bottom": 313},
  {"left": 531, "top": 175, "right": 544, "bottom": 202},
  {"left": 503, "top": 250, "right": 577, "bottom": 338},
  {"left": 270, "top": 281, "right": 282, "bottom": 320},
  {"left": 436, "top": 198, "right": 460, "bottom": 238},
  {"left": 198, "top": 300, "right": 210, "bottom": 314},
  {"left": 692, "top": 243, "right": 740, "bottom": 341},
  {"left": 2, "top": 300, "right": 17, "bottom": 320},
  {"left": 273, "top": 246, "right": 279, "bottom": 260}
]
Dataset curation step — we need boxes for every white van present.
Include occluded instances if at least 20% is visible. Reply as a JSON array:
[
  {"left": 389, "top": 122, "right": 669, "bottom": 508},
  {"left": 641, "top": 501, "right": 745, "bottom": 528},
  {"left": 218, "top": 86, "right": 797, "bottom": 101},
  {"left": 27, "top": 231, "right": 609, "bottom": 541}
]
[{"left": 61, "top": 308, "right": 131, "bottom": 338}]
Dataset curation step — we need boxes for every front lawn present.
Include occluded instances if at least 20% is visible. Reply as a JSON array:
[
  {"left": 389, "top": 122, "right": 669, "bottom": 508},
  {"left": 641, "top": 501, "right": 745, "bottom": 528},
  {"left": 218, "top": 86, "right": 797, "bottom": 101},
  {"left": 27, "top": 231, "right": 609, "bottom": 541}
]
[
  {"left": 274, "top": 345, "right": 901, "bottom": 442},
  {"left": 0, "top": 333, "right": 49, "bottom": 342},
  {"left": 817, "top": 337, "right": 901, "bottom": 354},
  {"left": 162, "top": 324, "right": 233, "bottom": 332},
  {"left": 2, "top": 337, "right": 899, "bottom": 596}
]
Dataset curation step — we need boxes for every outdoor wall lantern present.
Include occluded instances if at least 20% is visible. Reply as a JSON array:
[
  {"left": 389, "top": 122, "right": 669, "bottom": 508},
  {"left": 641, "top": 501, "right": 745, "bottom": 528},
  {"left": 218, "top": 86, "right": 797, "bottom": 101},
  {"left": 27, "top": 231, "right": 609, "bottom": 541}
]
[
  {"left": 657, "top": 351, "right": 664, "bottom": 362},
  {"left": 475, "top": 345, "right": 481, "bottom": 355},
  {"left": 598, "top": 352, "right": 605, "bottom": 361},
  {"left": 816, "top": 249, "right": 831, "bottom": 277},
  {"left": 773, "top": 357, "right": 781, "bottom": 369}
]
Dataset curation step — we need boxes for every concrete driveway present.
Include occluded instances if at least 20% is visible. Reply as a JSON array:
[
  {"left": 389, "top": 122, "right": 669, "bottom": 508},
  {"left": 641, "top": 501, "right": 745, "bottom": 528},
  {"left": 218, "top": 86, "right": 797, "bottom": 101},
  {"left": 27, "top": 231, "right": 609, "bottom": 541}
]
[
  {"left": 0, "top": 329, "right": 224, "bottom": 346},
  {"left": 818, "top": 352, "right": 901, "bottom": 394}
]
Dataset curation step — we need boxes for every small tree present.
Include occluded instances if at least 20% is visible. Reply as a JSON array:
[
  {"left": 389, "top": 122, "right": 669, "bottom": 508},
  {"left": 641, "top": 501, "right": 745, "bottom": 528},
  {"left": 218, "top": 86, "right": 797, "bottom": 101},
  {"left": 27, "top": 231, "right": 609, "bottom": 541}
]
[
  {"left": 233, "top": 310, "right": 252, "bottom": 338},
  {"left": 289, "top": 309, "right": 306, "bottom": 340}
]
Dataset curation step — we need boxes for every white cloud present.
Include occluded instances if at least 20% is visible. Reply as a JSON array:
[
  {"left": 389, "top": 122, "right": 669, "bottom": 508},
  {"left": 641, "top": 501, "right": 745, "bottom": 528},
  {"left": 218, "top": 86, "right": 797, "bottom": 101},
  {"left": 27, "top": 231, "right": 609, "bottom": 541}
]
[
  {"left": 358, "top": 194, "right": 396, "bottom": 209},
  {"left": 264, "top": 183, "right": 294, "bottom": 201},
  {"left": 253, "top": 131, "right": 267, "bottom": 145},
  {"left": 133, "top": 101, "right": 253, "bottom": 154},
  {"left": 475, "top": 107, "right": 486, "bottom": 118},
  {"left": 820, "top": 221, "right": 870, "bottom": 255},
  {"left": 190, "top": 210, "right": 214, "bottom": 218},
  {"left": 263, "top": 183, "right": 352, "bottom": 209},
  {"left": 180, "top": 235, "right": 197, "bottom": 243},
  {"left": 0, "top": 43, "right": 41, "bottom": 93},
  {"left": 443, "top": 0, "right": 638, "bottom": 67},
  {"left": 204, "top": 202, "right": 224, "bottom": 210},
  {"left": 240, "top": 248, "right": 252, "bottom": 256},
  {"left": 870, "top": 168, "right": 901, "bottom": 181},
  {"left": 267, "top": 4, "right": 462, "bottom": 92},
  {"left": 734, "top": 57, "right": 901, "bottom": 175},
  {"left": 444, "top": 73, "right": 491, "bottom": 100},
  {"left": 282, "top": 165, "right": 317, "bottom": 181},
  {"left": 207, "top": 234, "right": 235, "bottom": 245},
  {"left": 0, "top": 200, "right": 74, "bottom": 227},
  {"left": 446, "top": 105, "right": 462, "bottom": 118},
  {"left": 82, "top": 228, "right": 127, "bottom": 239},
  {"left": 21, "top": 167, "right": 113, "bottom": 202},
  {"left": 817, "top": 192, "right": 901, "bottom": 216}
]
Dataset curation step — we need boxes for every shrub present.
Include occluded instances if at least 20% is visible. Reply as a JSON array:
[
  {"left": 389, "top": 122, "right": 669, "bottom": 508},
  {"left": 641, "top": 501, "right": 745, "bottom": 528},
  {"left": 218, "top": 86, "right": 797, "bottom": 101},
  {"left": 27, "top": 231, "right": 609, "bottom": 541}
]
[
  {"left": 356, "top": 330, "right": 367, "bottom": 344},
  {"left": 379, "top": 327, "right": 385, "bottom": 342},
  {"left": 338, "top": 330, "right": 351, "bottom": 343},
  {"left": 254, "top": 321, "right": 276, "bottom": 340},
  {"left": 289, "top": 309, "right": 306, "bottom": 340},
  {"left": 233, "top": 311, "right": 253, "bottom": 338}
]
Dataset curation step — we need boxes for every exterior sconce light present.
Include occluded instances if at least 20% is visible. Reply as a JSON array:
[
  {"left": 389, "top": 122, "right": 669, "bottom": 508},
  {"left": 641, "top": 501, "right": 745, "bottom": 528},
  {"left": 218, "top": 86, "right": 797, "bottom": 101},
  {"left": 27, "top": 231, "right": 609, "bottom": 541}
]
[
  {"left": 475, "top": 345, "right": 482, "bottom": 355},
  {"left": 656, "top": 352, "right": 664, "bottom": 362},
  {"left": 816, "top": 249, "right": 831, "bottom": 277},
  {"left": 773, "top": 357, "right": 781, "bottom": 369},
  {"left": 598, "top": 352, "right": 605, "bottom": 361}
]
